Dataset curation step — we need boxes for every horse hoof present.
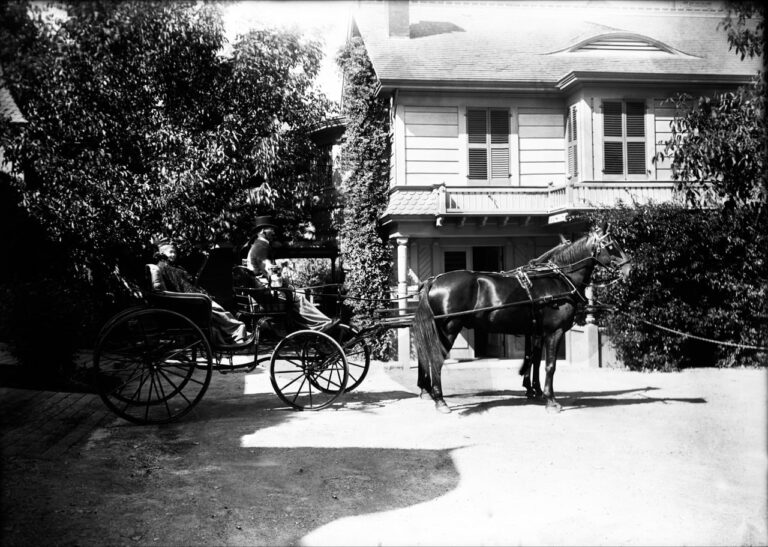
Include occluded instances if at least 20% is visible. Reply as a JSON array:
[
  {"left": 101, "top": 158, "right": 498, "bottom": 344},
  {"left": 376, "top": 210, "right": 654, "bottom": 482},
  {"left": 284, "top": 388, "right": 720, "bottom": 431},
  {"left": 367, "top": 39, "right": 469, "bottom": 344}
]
[
  {"left": 545, "top": 402, "right": 562, "bottom": 413},
  {"left": 419, "top": 389, "right": 430, "bottom": 400},
  {"left": 435, "top": 402, "right": 452, "bottom": 414}
]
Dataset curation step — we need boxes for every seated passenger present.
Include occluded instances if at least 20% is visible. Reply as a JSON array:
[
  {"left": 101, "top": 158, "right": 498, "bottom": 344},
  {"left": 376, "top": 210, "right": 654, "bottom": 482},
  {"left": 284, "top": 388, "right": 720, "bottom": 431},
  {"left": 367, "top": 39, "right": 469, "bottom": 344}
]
[{"left": 154, "top": 239, "right": 248, "bottom": 345}]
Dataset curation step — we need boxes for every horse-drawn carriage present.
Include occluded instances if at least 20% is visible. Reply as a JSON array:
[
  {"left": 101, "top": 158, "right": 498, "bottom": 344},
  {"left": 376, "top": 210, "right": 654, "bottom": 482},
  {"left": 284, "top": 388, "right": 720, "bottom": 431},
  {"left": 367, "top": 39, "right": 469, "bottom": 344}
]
[
  {"left": 93, "top": 223, "right": 631, "bottom": 423},
  {"left": 92, "top": 245, "right": 371, "bottom": 425}
]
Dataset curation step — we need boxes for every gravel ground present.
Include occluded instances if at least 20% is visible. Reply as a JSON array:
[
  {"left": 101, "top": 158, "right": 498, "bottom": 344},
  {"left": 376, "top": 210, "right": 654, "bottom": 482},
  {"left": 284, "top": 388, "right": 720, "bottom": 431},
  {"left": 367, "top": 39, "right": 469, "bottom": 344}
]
[{"left": 1, "top": 361, "right": 766, "bottom": 546}]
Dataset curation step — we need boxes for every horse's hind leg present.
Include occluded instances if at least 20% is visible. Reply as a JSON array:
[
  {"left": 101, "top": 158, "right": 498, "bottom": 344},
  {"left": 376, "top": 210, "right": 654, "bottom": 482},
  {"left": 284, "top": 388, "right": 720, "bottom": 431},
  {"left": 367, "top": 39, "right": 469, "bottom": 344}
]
[
  {"left": 521, "top": 336, "right": 544, "bottom": 400},
  {"left": 417, "top": 357, "right": 431, "bottom": 399},
  {"left": 429, "top": 323, "right": 459, "bottom": 413}
]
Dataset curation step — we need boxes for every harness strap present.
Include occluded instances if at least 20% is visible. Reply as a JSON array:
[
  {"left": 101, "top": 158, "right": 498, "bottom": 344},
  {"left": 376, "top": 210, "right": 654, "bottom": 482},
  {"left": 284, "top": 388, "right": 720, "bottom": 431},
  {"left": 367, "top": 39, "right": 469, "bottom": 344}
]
[{"left": 514, "top": 270, "right": 537, "bottom": 331}]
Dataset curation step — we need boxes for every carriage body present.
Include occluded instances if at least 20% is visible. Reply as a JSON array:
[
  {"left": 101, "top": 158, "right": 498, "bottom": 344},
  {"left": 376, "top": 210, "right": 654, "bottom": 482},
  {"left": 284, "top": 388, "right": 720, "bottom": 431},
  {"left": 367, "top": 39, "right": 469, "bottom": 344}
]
[{"left": 92, "top": 245, "right": 370, "bottom": 425}]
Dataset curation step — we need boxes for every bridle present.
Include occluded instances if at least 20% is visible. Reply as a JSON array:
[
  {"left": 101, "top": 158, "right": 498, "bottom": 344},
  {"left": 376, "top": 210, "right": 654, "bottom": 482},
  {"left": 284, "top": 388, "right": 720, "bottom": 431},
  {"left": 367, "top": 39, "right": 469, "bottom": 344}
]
[{"left": 594, "top": 231, "right": 632, "bottom": 271}]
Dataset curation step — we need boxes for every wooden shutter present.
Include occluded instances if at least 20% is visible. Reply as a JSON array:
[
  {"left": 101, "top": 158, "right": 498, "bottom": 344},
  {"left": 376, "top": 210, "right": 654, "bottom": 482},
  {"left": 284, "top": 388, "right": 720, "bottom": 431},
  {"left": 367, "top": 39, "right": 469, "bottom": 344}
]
[
  {"left": 603, "top": 100, "right": 646, "bottom": 178},
  {"left": 566, "top": 104, "right": 578, "bottom": 178},
  {"left": 489, "top": 110, "right": 509, "bottom": 180},
  {"left": 626, "top": 101, "right": 646, "bottom": 175},
  {"left": 467, "top": 109, "right": 509, "bottom": 182},
  {"left": 467, "top": 109, "right": 488, "bottom": 180}
]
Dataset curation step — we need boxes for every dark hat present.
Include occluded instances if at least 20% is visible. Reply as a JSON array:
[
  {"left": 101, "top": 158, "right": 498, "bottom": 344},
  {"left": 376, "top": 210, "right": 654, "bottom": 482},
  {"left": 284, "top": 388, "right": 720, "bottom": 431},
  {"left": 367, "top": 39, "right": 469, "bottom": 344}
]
[{"left": 253, "top": 215, "right": 276, "bottom": 232}]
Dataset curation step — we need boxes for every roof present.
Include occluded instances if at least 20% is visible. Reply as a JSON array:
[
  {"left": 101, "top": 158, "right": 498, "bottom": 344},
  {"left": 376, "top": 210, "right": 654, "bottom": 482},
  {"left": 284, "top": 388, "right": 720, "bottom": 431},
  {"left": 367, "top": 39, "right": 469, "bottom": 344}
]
[
  {"left": 0, "top": 68, "right": 26, "bottom": 124},
  {"left": 383, "top": 187, "right": 438, "bottom": 217},
  {"left": 353, "top": 1, "right": 763, "bottom": 93}
]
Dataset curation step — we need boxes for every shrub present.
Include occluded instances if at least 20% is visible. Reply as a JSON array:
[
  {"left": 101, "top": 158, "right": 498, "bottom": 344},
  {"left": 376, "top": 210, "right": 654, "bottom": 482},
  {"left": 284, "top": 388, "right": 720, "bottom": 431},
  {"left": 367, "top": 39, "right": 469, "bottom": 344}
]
[{"left": 579, "top": 203, "right": 767, "bottom": 371}]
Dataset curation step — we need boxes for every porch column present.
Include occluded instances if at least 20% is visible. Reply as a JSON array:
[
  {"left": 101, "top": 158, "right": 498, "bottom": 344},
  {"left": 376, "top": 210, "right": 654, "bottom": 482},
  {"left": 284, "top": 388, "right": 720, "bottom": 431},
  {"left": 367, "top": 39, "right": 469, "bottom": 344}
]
[{"left": 397, "top": 237, "right": 410, "bottom": 369}]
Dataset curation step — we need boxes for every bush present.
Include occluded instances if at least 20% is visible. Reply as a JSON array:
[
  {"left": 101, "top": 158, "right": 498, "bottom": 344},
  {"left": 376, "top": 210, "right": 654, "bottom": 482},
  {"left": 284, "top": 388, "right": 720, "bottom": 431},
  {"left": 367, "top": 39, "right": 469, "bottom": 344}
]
[
  {"left": 579, "top": 203, "right": 767, "bottom": 371},
  {"left": 0, "top": 277, "right": 99, "bottom": 377}
]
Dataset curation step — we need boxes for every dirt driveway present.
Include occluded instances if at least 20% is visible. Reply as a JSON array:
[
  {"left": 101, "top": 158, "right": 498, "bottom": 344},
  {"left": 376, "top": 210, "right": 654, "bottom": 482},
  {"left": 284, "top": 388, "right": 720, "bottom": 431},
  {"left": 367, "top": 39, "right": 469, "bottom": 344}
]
[{"left": 1, "top": 361, "right": 766, "bottom": 546}]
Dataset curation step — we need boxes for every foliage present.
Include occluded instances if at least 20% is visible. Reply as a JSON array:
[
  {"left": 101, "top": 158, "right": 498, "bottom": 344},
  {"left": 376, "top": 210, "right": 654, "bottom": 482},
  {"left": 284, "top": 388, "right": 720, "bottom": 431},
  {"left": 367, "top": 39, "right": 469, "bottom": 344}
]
[
  {"left": 0, "top": 0, "right": 333, "bottom": 298},
  {"left": 335, "top": 37, "right": 394, "bottom": 359},
  {"left": 654, "top": 3, "right": 766, "bottom": 216},
  {"left": 579, "top": 204, "right": 767, "bottom": 371},
  {"left": 720, "top": 1, "right": 765, "bottom": 60}
]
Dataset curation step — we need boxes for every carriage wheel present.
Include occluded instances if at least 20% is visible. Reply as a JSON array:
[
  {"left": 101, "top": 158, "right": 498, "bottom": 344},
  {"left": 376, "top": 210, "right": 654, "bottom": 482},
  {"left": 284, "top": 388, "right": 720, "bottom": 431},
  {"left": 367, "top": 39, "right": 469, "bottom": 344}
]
[
  {"left": 94, "top": 308, "right": 213, "bottom": 425},
  {"left": 269, "top": 330, "right": 348, "bottom": 410},
  {"left": 338, "top": 325, "right": 370, "bottom": 392}
]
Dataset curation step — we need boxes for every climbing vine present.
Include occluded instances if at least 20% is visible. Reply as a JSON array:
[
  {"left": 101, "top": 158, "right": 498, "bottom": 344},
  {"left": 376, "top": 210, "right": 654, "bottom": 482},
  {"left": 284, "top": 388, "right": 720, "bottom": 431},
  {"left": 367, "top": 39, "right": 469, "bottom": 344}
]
[{"left": 335, "top": 37, "right": 394, "bottom": 359}]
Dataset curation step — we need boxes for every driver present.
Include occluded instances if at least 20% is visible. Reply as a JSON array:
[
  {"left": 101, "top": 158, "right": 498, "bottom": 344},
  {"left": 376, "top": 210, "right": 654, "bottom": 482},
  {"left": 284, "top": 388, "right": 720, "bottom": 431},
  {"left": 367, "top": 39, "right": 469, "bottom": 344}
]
[{"left": 245, "top": 216, "right": 339, "bottom": 333}]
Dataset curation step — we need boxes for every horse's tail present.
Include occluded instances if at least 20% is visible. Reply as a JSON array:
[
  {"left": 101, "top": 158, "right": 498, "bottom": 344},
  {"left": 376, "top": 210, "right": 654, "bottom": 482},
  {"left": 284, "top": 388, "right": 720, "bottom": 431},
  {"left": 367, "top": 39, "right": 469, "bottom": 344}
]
[{"left": 412, "top": 279, "right": 445, "bottom": 386}]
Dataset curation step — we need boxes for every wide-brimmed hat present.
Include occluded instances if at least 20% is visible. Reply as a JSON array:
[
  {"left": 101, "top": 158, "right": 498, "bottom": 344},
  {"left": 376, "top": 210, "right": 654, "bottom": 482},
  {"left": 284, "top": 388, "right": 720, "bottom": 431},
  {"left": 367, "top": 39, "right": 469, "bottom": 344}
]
[{"left": 252, "top": 215, "right": 276, "bottom": 232}]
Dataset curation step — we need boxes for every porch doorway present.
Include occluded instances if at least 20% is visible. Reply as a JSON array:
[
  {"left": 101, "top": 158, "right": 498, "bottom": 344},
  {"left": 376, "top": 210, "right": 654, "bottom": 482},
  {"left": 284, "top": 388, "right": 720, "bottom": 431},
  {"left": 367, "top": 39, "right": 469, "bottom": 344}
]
[{"left": 472, "top": 246, "right": 504, "bottom": 358}]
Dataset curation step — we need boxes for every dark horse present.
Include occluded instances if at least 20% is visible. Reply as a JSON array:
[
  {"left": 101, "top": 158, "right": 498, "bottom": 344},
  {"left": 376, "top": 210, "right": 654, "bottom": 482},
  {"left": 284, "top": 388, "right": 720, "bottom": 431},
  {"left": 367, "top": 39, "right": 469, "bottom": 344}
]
[{"left": 411, "top": 223, "right": 631, "bottom": 413}]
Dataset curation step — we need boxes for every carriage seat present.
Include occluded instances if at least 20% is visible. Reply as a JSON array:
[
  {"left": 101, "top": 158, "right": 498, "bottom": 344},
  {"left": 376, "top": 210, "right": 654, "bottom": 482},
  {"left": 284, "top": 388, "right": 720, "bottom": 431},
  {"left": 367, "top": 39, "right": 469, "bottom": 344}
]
[{"left": 145, "top": 264, "right": 212, "bottom": 330}]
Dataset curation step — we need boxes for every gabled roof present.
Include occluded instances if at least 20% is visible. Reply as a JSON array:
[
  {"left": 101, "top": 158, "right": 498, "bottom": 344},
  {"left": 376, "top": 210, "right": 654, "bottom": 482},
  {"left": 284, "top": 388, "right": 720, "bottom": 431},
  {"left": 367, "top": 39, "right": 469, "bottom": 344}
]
[
  {"left": 0, "top": 68, "right": 26, "bottom": 124},
  {"left": 353, "top": 1, "right": 762, "bottom": 93}
]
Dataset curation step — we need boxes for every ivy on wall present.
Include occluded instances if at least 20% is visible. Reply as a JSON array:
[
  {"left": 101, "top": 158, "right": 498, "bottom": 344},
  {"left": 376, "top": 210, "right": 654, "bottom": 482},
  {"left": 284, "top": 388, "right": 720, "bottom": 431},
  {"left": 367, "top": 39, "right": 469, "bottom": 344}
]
[{"left": 335, "top": 37, "right": 394, "bottom": 359}]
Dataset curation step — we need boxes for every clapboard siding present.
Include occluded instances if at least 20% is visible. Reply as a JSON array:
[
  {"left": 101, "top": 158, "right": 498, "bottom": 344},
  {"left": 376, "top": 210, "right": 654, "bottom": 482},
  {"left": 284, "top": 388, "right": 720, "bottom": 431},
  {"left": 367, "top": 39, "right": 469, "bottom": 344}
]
[
  {"left": 520, "top": 150, "right": 565, "bottom": 163},
  {"left": 520, "top": 173, "right": 565, "bottom": 186},
  {"left": 654, "top": 102, "right": 675, "bottom": 181},
  {"left": 518, "top": 107, "right": 565, "bottom": 185},
  {"left": 404, "top": 105, "right": 460, "bottom": 184}
]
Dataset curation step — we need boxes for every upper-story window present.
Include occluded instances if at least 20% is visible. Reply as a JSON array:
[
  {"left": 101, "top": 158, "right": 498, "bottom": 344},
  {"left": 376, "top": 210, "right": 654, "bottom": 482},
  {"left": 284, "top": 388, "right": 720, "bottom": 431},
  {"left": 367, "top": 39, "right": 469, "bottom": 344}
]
[
  {"left": 602, "top": 100, "right": 647, "bottom": 179},
  {"left": 467, "top": 108, "right": 509, "bottom": 183}
]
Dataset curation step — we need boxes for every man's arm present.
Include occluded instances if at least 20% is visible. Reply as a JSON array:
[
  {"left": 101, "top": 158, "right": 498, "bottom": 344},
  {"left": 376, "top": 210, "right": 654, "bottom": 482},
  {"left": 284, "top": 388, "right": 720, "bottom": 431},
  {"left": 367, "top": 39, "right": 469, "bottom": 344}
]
[{"left": 247, "top": 239, "right": 277, "bottom": 279}]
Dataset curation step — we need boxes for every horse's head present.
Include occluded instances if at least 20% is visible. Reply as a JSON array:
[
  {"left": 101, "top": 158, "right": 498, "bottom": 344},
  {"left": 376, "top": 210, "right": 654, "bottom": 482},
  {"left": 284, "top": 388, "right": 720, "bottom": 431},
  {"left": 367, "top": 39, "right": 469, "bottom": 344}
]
[{"left": 592, "top": 222, "right": 632, "bottom": 278}]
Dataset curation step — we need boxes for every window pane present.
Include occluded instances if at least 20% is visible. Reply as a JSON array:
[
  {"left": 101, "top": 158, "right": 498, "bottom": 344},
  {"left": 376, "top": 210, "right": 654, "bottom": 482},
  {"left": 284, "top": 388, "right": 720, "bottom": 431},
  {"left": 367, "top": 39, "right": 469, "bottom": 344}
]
[
  {"left": 627, "top": 142, "right": 646, "bottom": 174},
  {"left": 469, "top": 149, "right": 488, "bottom": 179},
  {"left": 604, "top": 142, "right": 624, "bottom": 174},
  {"left": 467, "top": 110, "right": 487, "bottom": 144},
  {"left": 490, "top": 110, "right": 509, "bottom": 144},
  {"left": 603, "top": 102, "right": 622, "bottom": 137},
  {"left": 444, "top": 251, "right": 467, "bottom": 272},
  {"left": 626, "top": 102, "right": 645, "bottom": 137}
]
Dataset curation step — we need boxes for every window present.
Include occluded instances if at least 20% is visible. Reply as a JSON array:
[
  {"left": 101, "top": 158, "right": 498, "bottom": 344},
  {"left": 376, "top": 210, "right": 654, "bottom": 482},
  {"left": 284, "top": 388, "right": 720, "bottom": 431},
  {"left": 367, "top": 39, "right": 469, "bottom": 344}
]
[
  {"left": 602, "top": 100, "right": 647, "bottom": 178},
  {"left": 566, "top": 104, "right": 578, "bottom": 178},
  {"left": 467, "top": 108, "right": 509, "bottom": 182}
]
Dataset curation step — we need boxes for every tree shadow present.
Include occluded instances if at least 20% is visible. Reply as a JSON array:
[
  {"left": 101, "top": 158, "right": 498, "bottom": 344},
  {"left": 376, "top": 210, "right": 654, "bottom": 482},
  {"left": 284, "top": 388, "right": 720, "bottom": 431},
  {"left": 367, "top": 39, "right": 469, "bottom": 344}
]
[{"left": 452, "top": 386, "right": 706, "bottom": 416}]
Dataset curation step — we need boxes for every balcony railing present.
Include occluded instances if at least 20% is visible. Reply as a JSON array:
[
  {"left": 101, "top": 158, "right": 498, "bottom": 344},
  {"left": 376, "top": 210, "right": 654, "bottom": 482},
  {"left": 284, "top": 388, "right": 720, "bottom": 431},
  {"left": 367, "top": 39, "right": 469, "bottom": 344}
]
[{"left": 434, "top": 181, "right": 683, "bottom": 218}]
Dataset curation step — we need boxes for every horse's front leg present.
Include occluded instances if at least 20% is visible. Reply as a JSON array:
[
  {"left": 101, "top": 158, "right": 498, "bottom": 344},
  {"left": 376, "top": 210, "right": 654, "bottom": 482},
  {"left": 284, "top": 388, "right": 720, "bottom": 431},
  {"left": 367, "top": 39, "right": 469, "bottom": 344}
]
[
  {"left": 531, "top": 337, "right": 544, "bottom": 399},
  {"left": 521, "top": 335, "right": 534, "bottom": 398},
  {"left": 542, "top": 329, "right": 564, "bottom": 412}
]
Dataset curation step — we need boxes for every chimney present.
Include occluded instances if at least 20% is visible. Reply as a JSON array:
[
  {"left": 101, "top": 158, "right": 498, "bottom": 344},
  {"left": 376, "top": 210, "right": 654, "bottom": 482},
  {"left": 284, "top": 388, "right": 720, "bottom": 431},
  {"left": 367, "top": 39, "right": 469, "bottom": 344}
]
[{"left": 388, "top": 0, "right": 410, "bottom": 38}]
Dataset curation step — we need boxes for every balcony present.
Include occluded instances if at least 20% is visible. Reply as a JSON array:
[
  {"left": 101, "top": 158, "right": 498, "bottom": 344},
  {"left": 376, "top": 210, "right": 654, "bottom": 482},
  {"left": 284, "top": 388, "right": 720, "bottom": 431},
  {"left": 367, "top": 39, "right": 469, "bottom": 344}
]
[{"left": 383, "top": 181, "right": 684, "bottom": 224}]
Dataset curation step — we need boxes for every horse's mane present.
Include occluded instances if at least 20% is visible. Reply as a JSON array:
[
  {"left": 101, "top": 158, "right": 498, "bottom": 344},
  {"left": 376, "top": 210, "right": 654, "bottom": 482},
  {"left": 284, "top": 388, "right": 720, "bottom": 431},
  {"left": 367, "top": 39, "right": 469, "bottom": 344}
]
[
  {"left": 548, "top": 234, "right": 595, "bottom": 266},
  {"left": 529, "top": 241, "right": 570, "bottom": 265}
]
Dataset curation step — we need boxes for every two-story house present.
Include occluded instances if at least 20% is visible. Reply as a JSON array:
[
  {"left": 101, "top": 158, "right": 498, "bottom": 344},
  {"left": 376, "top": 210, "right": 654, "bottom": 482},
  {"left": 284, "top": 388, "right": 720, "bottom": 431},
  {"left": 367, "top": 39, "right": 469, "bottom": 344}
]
[{"left": 349, "top": 0, "right": 762, "bottom": 367}]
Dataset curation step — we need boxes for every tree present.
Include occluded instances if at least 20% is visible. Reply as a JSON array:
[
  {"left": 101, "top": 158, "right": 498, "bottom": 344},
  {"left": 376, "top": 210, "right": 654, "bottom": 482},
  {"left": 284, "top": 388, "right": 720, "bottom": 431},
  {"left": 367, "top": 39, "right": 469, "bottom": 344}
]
[
  {"left": 335, "top": 37, "right": 394, "bottom": 359},
  {"left": 0, "top": 1, "right": 335, "bottom": 370},
  {"left": 0, "top": 1, "right": 333, "bottom": 295},
  {"left": 655, "top": 2, "right": 766, "bottom": 215}
]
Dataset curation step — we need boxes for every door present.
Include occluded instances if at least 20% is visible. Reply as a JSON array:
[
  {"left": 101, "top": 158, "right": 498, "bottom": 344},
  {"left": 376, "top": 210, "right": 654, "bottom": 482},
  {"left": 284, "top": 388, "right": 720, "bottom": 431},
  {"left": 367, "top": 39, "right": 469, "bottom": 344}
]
[{"left": 472, "top": 246, "right": 505, "bottom": 358}]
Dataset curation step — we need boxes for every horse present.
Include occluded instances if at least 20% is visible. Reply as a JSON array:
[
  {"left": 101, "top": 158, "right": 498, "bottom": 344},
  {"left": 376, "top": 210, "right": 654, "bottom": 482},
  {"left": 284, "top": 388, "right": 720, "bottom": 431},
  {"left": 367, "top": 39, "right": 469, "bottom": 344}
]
[{"left": 411, "top": 222, "right": 631, "bottom": 413}]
